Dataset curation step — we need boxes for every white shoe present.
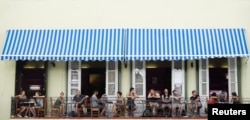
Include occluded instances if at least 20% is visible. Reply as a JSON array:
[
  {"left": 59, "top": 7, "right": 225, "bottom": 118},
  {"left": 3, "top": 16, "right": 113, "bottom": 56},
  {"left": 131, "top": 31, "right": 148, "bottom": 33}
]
[{"left": 17, "top": 114, "right": 22, "bottom": 118}]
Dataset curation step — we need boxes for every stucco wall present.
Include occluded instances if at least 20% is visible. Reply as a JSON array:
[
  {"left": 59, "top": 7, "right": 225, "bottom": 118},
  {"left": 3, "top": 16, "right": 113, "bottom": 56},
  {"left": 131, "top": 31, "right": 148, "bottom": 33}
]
[
  {"left": 47, "top": 62, "right": 67, "bottom": 98},
  {"left": 1, "top": 0, "right": 250, "bottom": 119},
  {"left": 0, "top": 61, "right": 16, "bottom": 119}
]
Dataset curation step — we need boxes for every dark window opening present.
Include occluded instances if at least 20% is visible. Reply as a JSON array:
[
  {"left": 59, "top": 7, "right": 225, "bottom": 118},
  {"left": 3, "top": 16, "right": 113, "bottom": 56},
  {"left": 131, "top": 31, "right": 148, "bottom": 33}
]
[{"left": 15, "top": 61, "right": 47, "bottom": 98}]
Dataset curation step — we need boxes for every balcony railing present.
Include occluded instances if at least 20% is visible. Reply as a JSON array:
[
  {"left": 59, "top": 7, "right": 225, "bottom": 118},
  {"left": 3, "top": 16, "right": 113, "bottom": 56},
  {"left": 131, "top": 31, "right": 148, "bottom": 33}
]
[{"left": 10, "top": 96, "right": 249, "bottom": 118}]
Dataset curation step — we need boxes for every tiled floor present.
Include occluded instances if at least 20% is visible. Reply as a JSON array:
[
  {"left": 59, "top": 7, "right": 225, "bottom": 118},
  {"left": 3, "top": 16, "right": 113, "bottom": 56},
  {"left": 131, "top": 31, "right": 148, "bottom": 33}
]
[{"left": 10, "top": 116, "right": 208, "bottom": 120}]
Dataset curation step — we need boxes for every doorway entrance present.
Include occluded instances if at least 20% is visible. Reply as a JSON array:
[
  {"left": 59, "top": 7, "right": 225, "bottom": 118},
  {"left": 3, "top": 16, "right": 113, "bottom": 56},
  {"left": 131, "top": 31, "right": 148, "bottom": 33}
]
[
  {"left": 209, "top": 58, "right": 228, "bottom": 95},
  {"left": 146, "top": 61, "right": 172, "bottom": 95},
  {"left": 81, "top": 61, "right": 106, "bottom": 97}
]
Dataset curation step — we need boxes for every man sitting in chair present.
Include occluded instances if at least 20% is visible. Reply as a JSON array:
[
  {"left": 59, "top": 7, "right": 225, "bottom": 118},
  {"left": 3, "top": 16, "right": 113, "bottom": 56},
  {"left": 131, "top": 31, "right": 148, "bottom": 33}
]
[
  {"left": 171, "top": 90, "right": 183, "bottom": 117},
  {"left": 148, "top": 89, "right": 160, "bottom": 116},
  {"left": 91, "top": 90, "right": 106, "bottom": 116},
  {"left": 161, "top": 88, "right": 172, "bottom": 116},
  {"left": 189, "top": 90, "right": 202, "bottom": 116},
  {"left": 73, "top": 90, "right": 89, "bottom": 116}
]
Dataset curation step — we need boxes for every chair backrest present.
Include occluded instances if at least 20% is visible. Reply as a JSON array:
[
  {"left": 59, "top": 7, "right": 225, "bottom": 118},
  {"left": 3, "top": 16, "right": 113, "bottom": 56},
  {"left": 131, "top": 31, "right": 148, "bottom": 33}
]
[
  {"left": 122, "top": 98, "right": 126, "bottom": 107},
  {"left": 15, "top": 97, "right": 19, "bottom": 109},
  {"left": 41, "top": 97, "right": 46, "bottom": 110},
  {"left": 50, "top": 97, "right": 53, "bottom": 109}
]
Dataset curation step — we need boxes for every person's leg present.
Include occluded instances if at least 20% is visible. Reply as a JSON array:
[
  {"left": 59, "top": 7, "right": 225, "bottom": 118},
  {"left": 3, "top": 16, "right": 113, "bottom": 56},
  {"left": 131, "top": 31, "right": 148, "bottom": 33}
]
[
  {"left": 24, "top": 107, "right": 29, "bottom": 117},
  {"left": 179, "top": 104, "right": 183, "bottom": 116},
  {"left": 162, "top": 104, "right": 166, "bottom": 115},
  {"left": 59, "top": 106, "right": 64, "bottom": 116},
  {"left": 150, "top": 103, "right": 155, "bottom": 115},
  {"left": 17, "top": 106, "right": 26, "bottom": 117},
  {"left": 82, "top": 104, "right": 87, "bottom": 115},
  {"left": 167, "top": 104, "right": 172, "bottom": 116},
  {"left": 74, "top": 104, "right": 78, "bottom": 113},
  {"left": 100, "top": 105, "right": 106, "bottom": 116},
  {"left": 155, "top": 103, "right": 159, "bottom": 115},
  {"left": 30, "top": 107, "right": 36, "bottom": 117},
  {"left": 113, "top": 103, "right": 117, "bottom": 113},
  {"left": 194, "top": 102, "right": 198, "bottom": 112}
]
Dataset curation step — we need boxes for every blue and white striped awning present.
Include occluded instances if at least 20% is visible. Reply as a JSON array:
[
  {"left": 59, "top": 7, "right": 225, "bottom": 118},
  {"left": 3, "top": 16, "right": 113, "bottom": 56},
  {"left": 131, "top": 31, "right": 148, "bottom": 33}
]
[
  {"left": 1, "top": 29, "right": 124, "bottom": 61},
  {"left": 125, "top": 28, "right": 249, "bottom": 61},
  {"left": 1, "top": 28, "right": 249, "bottom": 61}
]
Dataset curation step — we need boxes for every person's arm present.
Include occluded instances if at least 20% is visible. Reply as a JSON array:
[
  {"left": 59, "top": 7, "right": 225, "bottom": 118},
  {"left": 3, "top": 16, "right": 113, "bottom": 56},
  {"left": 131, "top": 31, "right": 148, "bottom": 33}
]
[
  {"left": 155, "top": 93, "right": 161, "bottom": 98},
  {"left": 59, "top": 97, "right": 64, "bottom": 103},
  {"left": 195, "top": 96, "right": 200, "bottom": 102},
  {"left": 126, "top": 93, "right": 132, "bottom": 98},
  {"left": 148, "top": 93, "right": 152, "bottom": 98},
  {"left": 134, "top": 93, "right": 139, "bottom": 98},
  {"left": 73, "top": 96, "right": 78, "bottom": 104},
  {"left": 224, "top": 93, "right": 228, "bottom": 101}
]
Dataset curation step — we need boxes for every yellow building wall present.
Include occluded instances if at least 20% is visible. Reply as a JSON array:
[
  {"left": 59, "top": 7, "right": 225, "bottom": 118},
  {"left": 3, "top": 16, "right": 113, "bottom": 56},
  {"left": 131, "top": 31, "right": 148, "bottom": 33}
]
[
  {"left": 240, "top": 59, "right": 250, "bottom": 99},
  {"left": 47, "top": 62, "right": 67, "bottom": 97},
  {"left": 1, "top": 0, "right": 250, "bottom": 119},
  {"left": 0, "top": 61, "right": 16, "bottom": 119},
  {"left": 120, "top": 61, "right": 132, "bottom": 97},
  {"left": 186, "top": 60, "right": 197, "bottom": 98}
]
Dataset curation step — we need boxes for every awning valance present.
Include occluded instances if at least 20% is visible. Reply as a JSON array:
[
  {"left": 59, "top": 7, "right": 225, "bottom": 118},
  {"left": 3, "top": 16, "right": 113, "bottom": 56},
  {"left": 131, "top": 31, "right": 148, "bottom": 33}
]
[
  {"left": 1, "top": 28, "right": 249, "bottom": 61},
  {"left": 1, "top": 29, "right": 124, "bottom": 61},
  {"left": 125, "top": 28, "right": 249, "bottom": 61}
]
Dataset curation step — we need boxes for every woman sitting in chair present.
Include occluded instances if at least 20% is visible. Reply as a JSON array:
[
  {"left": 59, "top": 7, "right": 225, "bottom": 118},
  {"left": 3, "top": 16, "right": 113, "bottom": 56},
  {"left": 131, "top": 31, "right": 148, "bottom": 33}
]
[
  {"left": 33, "top": 92, "right": 45, "bottom": 108},
  {"left": 53, "top": 92, "right": 65, "bottom": 116},
  {"left": 231, "top": 92, "right": 240, "bottom": 104},
  {"left": 112, "top": 91, "right": 124, "bottom": 114},
  {"left": 126, "top": 87, "right": 138, "bottom": 115},
  {"left": 16, "top": 90, "right": 36, "bottom": 118}
]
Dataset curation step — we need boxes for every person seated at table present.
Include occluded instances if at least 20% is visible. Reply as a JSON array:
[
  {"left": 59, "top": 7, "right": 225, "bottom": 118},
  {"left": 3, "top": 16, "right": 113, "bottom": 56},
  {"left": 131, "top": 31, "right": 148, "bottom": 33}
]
[
  {"left": 126, "top": 87, "right": 138, "bottom": 115},
  {"left": 91, "top": 90, "right": 106, "bottom": 116},
  {"left": 147, "top": 88, "right": 160, "bottom": 116},
  {"left": 189, "top": 90, "right": 202, "bottom": 113},
  {"left": 16, "top": 90, "right": 28, "bottom": 118},
  {"left": 73, "top": 90, "right": 89, "bottom": 115},
  {"left": 161, "top": 88, "right": 172, "bottom": 116},
  {"left": 207, "top": 92, "right": 219, "bottom": 104},
  {"left": 16, "top": 90, "right": 36, "bottom": 118},
  {"left": 54, "top": 92, "right": 65, "bottom": 116},
  {"left": 171, "top": 90, "right": 183, "bottom": 117},
  {"left": 112, "top": 91, "right": 124, "bottom": 113},
  {"left": 231, "top": 92, "right": 240, "bottom": 104},
  {"left": 219, "top": 89, "right": 228, "bottom": 102},
  {"left": 33, "top": 92, "right": 45, "bottom": 108}
]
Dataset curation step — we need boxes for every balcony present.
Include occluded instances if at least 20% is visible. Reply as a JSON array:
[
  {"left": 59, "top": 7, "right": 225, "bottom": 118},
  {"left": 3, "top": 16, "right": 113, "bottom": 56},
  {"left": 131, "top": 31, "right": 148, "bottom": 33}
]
[{"left": 11, "top": 96, "right": 247, "bottom": 119}]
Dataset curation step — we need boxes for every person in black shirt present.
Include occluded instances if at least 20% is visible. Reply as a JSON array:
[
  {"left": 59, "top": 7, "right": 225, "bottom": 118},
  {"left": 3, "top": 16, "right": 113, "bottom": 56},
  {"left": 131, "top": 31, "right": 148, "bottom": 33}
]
[
  {"left": 73, "top": 90, "right": 89, "bottom": 115},
  {"left": 189, "top": 90, "right": 202, "bottom": 113},
  {"left": 161, "top": 88, "right": 171, "bottom": 116},
  {"left": 147, "top": 89, "right": 160, "bottom": 116}
]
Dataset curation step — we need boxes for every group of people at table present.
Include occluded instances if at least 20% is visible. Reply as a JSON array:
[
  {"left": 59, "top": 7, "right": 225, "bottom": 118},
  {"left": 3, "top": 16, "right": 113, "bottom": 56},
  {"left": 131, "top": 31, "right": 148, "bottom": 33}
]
[
  {"left": 15, "top": 91, "right": 44, "bottom": 118},
  {"left": 15, "top": 87, "right": 241, "bottom": 118},
  {"left": 51, "top": 87, "right": 202, "bottom": 117}
]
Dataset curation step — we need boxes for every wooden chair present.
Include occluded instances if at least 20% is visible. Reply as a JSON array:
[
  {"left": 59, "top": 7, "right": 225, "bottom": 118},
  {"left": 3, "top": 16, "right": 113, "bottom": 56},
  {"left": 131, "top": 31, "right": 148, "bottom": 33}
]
[
  {"left": 90, "top": 98, "right": 100, "bottom": 117},
  {"left": 76, "top": 99, "right": 88, "bottom": 117},
  {"left": 50, "top": 97, "right": 60, "bottom": 117},
  {"left": 36, "top": 97, "right": 46, "bottom": 117}
]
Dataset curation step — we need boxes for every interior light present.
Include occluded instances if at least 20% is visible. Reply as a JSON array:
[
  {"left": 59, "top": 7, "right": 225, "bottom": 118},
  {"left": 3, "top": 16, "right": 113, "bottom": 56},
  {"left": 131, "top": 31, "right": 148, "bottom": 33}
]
[{"left": 29, "top": 85, "right": 41, "bottom": 90}]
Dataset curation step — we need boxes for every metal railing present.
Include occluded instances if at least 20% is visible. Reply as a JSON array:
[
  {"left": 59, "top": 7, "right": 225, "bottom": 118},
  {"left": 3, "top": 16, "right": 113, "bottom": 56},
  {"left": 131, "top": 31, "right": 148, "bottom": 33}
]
[{"left": 10, "top": 96, "right": 250, "bottom": 118}]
